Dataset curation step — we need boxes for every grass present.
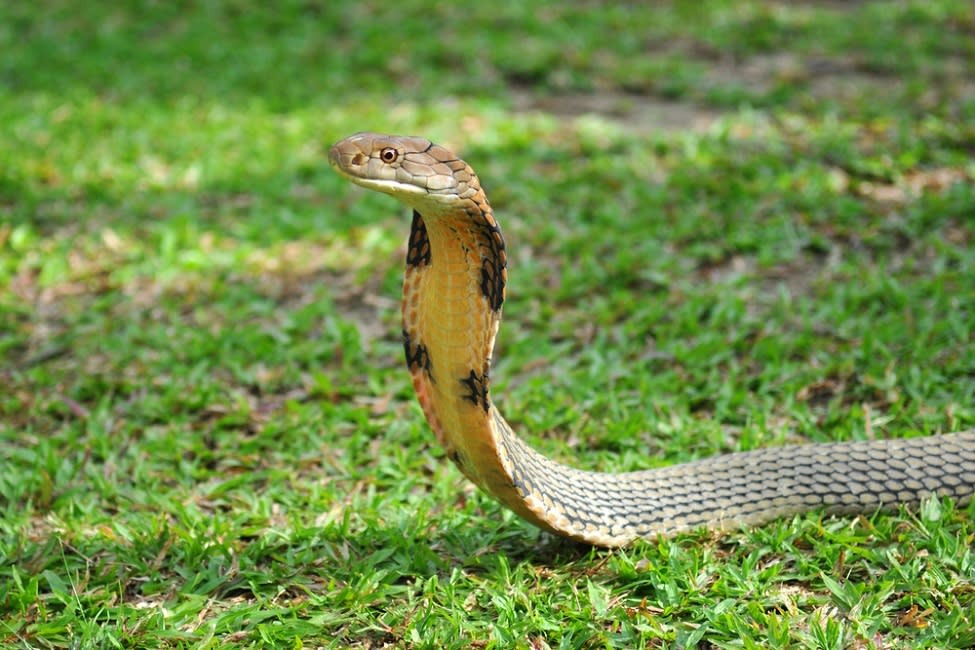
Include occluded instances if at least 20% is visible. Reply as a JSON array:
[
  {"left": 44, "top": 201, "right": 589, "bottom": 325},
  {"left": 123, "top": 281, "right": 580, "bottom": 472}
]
[{"left": 2, "top": 0, "right": 974, "bottom": 648}]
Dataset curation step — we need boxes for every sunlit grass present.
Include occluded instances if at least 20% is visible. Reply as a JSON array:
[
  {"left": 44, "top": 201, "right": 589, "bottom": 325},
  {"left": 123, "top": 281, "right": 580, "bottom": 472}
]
[{"left": 2, "top": 1, "right": 974, "bottom": 648}]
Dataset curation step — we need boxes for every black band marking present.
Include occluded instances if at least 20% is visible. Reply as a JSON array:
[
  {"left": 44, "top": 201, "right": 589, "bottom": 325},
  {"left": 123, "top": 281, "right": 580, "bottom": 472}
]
[
  {"left": 403, "top": 329, "right": 432, "bottom": 378},
  {"left": 407, "top": 210, "right": 432, "bottom": 267},
  {"left": 476, "top": 211, "right": 506, "bottom": 311},
  {"left": 460, "top": 369, "right": 490, "bottom": 412}
]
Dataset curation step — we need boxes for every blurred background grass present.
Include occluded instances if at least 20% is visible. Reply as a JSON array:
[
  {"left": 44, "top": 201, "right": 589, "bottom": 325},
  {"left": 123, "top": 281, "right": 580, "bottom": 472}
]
[{"left": 2, "top": 1, "right": 974, "bottom": 648}]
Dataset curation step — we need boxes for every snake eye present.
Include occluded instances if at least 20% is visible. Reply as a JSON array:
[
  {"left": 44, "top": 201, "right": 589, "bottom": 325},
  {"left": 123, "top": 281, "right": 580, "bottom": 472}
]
[{"left": 379, "top": 147, "right": 398, "bottom": 163}]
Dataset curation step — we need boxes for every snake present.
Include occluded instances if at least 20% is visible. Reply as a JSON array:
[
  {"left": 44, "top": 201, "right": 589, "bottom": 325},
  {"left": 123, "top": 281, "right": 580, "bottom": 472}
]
[{"left": 328, "top": 132, "right": 975, "bottom": 547}]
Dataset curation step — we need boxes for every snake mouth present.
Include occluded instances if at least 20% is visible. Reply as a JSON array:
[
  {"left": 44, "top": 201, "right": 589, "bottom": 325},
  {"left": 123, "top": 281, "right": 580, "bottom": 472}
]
[
  {"left": 333, "top": 165, "right": 429, "bottom": 199},
  {"left": 327, "top": 144, "right": 365, "bottom": 181}
]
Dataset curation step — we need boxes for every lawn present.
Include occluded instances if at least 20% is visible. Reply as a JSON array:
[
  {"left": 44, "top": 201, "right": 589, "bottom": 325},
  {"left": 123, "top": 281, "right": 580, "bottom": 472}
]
[{"left": 2, "top": 1, "right": 975, "bottom": 648}]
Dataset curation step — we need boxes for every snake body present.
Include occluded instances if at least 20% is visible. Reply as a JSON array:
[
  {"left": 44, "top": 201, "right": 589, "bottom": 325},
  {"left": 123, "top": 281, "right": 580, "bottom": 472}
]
[{"left": 329, "top": 132, "right": 975, "bottom": 547}]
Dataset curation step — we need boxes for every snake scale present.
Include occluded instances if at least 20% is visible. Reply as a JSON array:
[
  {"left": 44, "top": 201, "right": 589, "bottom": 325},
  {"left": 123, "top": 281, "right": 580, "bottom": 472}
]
[{"left": 329, "top": 132, "right": 975, "bottom": 547}]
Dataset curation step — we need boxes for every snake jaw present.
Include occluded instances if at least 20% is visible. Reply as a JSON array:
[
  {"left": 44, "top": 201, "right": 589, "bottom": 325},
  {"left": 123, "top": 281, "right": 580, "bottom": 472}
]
[{"left": 339, "top": 171, "right": 430, "bottom": 200}]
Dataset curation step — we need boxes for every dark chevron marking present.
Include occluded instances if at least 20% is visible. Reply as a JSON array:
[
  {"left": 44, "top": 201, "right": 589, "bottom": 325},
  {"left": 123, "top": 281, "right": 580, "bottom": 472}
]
[
  {"left": 475, "top": 212, "right": 506, "bottom": 311},
  {"left": 407, "top": 210, "right": 432, "bottom": 267},
  {"left": 403, "top": 329, "right": 432, "bottom": 378},
  {"left": 460, "top": 368, "right": 490, "bottom": 412}
]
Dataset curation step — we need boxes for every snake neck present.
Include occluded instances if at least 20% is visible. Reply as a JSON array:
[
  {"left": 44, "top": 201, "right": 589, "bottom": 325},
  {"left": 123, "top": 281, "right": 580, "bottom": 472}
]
[
  {"left": 400, "top": 194, "right": 571, "bottom": 533},
  {"left": 401, "top": 197, "right": 513, "bottom": 481}
]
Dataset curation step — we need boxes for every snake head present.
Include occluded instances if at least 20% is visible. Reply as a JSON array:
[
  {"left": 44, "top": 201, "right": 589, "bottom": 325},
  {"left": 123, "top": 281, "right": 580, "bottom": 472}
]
[{"left": 329, "top": 133, "right": 480, "bottom": 215}]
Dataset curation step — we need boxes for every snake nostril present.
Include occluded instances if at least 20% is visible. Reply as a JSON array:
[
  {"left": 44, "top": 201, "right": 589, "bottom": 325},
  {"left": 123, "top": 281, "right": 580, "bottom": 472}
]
[{"left": 351, "top": 153, "right": 366, "bottom": 166}]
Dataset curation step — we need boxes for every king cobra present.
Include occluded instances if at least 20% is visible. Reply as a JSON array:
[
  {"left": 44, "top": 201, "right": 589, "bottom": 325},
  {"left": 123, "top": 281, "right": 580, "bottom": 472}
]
[{"left": 329, "top": 132, "right": 975, "bottom": 547}]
